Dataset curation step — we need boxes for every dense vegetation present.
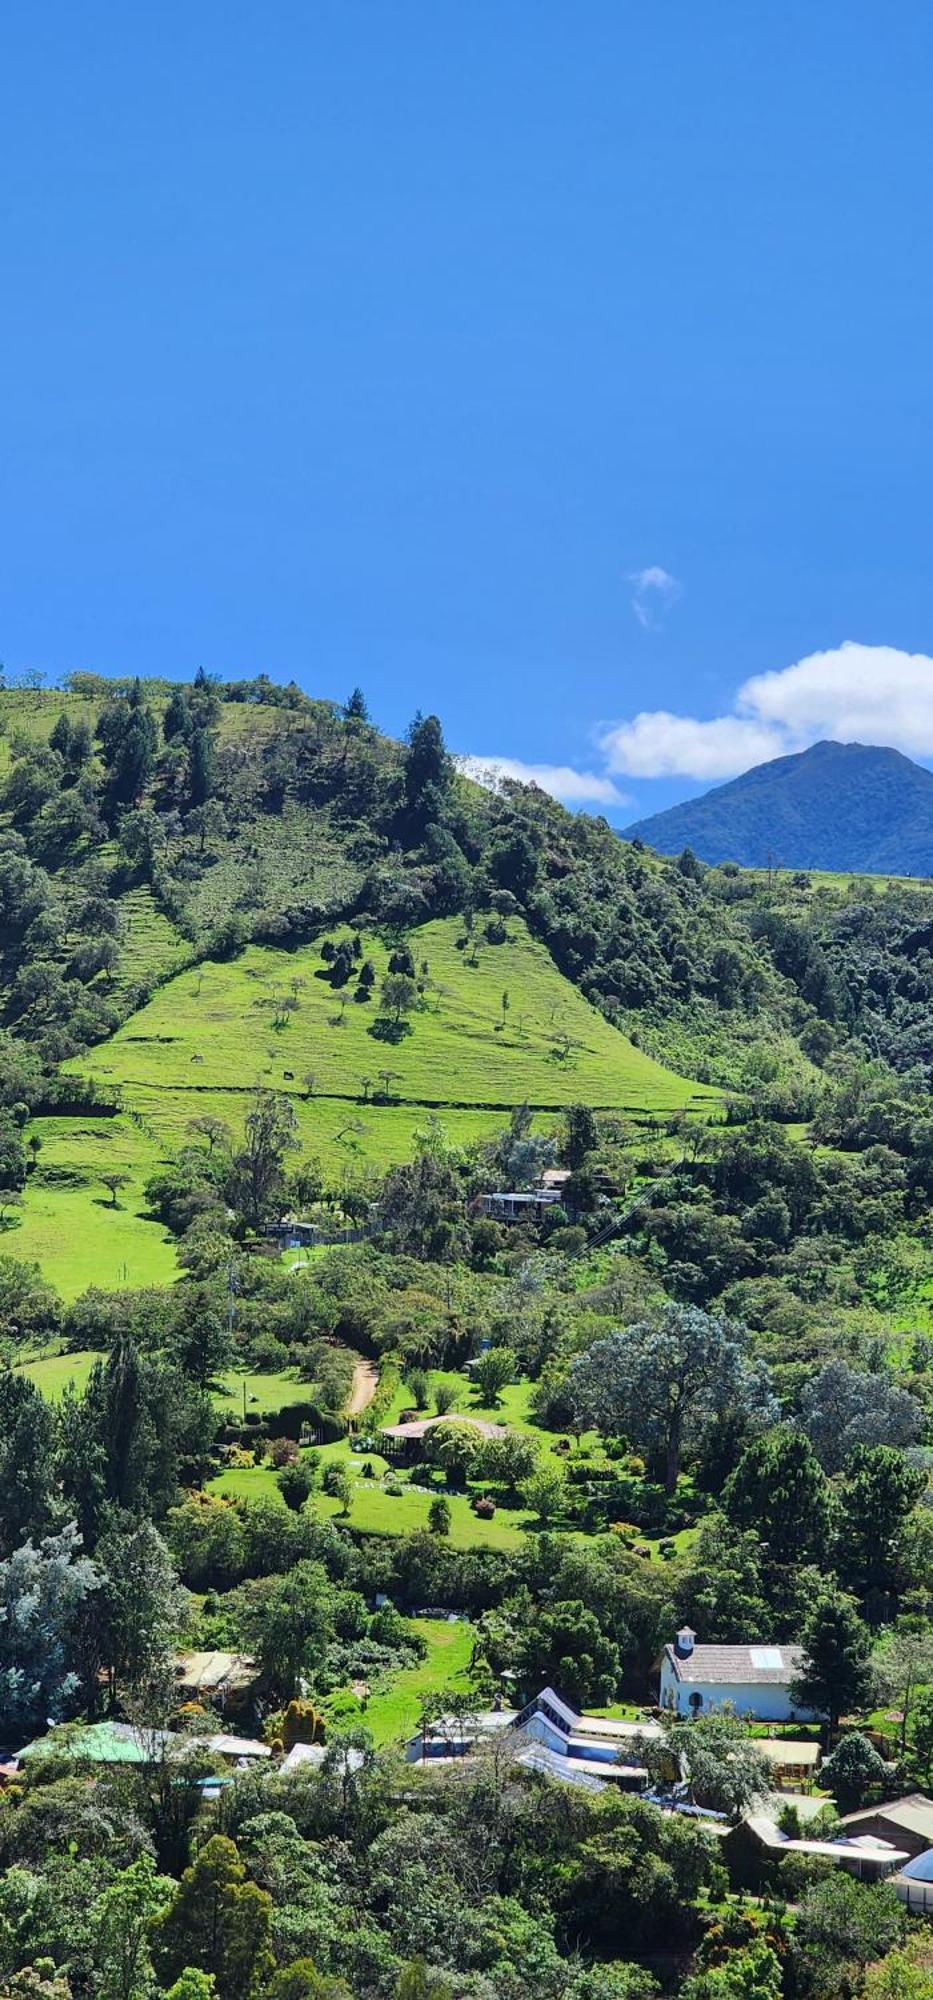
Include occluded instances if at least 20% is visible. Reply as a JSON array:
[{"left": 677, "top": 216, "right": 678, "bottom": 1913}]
[{"left": 0, "top": 670, "right": 931, "bottom": 1997}]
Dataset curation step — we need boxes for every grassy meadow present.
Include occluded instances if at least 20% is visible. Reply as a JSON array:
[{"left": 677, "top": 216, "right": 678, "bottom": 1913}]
[
  {"left": 69, "top": 916, "right": 717, "bottom": 1118},
  {"left": 362, "top": 1616, "right": 475, "bottom": 1746},
  {"left": 6, "top": 913, "right": 717, "bottom": 1292}
]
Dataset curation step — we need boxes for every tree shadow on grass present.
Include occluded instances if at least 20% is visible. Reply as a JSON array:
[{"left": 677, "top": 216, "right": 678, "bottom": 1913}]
[{"left": 368, "top": 1017, "right": 413, "bottom": 1044}]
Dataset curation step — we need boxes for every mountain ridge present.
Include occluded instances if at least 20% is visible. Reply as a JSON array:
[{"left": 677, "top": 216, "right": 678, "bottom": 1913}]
[{"left": 623, "top": 739, "right": 933, "bottom": 874}]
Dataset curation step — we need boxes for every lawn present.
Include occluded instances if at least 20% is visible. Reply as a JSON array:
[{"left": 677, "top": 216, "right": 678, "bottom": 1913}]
[
  {"left": 212, "top": 1370, "right": 317, "bottom": 1417},
  {"left": 208, "top": 1463, "right": 285, "bottom": 1503},
  {"left": 206, "top": 1455, "right": 532, "bottom": 1549},
  {"left": 18, "top": 1355, "right": 323, "bottom": 1420},
  {"left": 363, "top": 1616, "right": 476, "bottom": 1746},
  {"left": 10, "top": 1114, "right": 178, "bottom": 1298},
  {"left": 16, "top": 1348, "right": 105, "bottom": 1399},
  {"left": 112, "top": 886, "right": 193, "bottom": 999},
  {"left": 311, "top": 1477, "right": 531, "bottom": 1549}
]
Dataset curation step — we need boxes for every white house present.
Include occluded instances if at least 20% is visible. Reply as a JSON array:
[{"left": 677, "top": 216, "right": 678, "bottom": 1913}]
[{"left": 659, "top": 1627, "right": 822, "bottom": 1724}]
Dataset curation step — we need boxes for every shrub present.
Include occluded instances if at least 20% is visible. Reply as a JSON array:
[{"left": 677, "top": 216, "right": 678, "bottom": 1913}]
[
  {"left": 267, "top": 1435, "right": 299, "bottom": 1467},
  {"left": 277, "top": 1461, "right": 317, "bottom": 1512}
]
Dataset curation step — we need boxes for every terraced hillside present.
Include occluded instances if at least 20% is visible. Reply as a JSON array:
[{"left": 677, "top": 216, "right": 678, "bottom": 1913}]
[{"left": 15, "top": 915, "right": 717, "bottom": 1292}]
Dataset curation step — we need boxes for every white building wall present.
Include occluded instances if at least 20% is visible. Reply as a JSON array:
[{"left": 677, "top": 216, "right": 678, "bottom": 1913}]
[{"left": 659, "top": 1660, "right": 819, "bottom": 1723}]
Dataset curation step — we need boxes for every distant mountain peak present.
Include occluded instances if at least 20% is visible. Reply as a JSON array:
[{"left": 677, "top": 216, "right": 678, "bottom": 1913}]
[{"left": 623, "top": 741, "right": 933, "bottom": 875}]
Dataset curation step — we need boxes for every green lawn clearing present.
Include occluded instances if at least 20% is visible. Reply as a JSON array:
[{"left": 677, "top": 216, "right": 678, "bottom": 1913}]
[
  {"left": 16, "top": 1348, "right": 105, "bottom": 1400},
  {"left": 212, "top": 1370, "right": 315, "bottom": 1418},
  {"left": 206, "top": 1453, "right": 530, "bottom": 1549},
  {"left": 363, "top": 1616, "right": 476, "bottom": 1746}
]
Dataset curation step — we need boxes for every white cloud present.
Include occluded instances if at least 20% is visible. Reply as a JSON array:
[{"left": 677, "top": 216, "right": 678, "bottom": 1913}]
[
  {"left": 599, "top": 712, "right": 785, "bottom": 782},
  {"left": 628, "top": 565, "right": 682, "bottom": 628},
  {"left": 457, "top": 753, "right": 629, "bottom": 808},
  {"left": 600, "top": 642, "right": 933, "bottom": 781},
  {"left": 738, "top": 642, "right": 933, "bottom": 752}
]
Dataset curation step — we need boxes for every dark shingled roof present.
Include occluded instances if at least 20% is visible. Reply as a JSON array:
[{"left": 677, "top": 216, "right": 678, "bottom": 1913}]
[{"left": 664, "top": 1643, "right": 804, "bottom": 1686}]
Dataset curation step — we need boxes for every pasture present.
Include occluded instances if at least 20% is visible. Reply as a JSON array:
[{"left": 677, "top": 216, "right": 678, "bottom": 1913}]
[{"left": 69, "top": 915, "right": 716, "bottom": 1119}]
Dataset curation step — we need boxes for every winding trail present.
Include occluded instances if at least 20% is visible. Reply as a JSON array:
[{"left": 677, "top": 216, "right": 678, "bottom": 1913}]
[{"left": 347, "top": 1358, "right": 379, "bottom": 1417}]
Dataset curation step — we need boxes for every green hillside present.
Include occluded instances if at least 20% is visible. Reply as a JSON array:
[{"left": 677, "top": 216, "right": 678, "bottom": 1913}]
[
  {"left": 71, "top": 915, "right": 716, "bottom": 1116},
  {"left": 3, "top": 668, "right": 929, "bottom": 1298},
  {"left": 13, "top": 914, "right": 714, "bottom": 1291}
]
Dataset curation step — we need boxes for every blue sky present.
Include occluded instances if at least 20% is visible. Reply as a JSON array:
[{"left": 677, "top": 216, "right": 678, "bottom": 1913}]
[{"left": 3, "top": 2, "right": 933, "bottom": 821}]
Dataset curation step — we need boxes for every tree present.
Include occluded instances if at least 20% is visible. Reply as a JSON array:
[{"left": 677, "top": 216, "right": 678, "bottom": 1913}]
[
  {"left": 428, "top": 1496, "right": 451, "bottom": 1537},
  {"left": 836, "top": 1445, "right": 925, "bottom": 1605},
  {"left": 344, "top": 687, "right": 369, "bottom": 721},
  {"left": 395, "top": 1965, "right": 453, "bottom": 2000},
  {"left": 266, "top": 1963, "right": 353, "bottom": 2000},
  {"left": 323, "top": 1466, "right": 352, "bottom": 1517},
  {"left": 186, "top": 1115, "right": 231, "bottom": 1157},
  {"left": 821, "top": 1732, "right": 888, "bottom": 1813},
  {"left": 0, "top": 1521, "right": 98, "bottom": 1736},
  {"left": 638, "top": 1708, "right": 770, "bottom": 1821},
  {"left": 170, "top": 1284, "right": 233, "bottom": 1389},
  {"left": 790, "top": 1588, "right": 874, "bottom": 1736},
  {"left": 564, "top": 1103, "right": 599, "bottom": 1169},
  {"left": 187, "top": 726, "right": 217, "bottom": 807},
  {"left": 76, "top": 1338, "right": 216, "bottom": 1523},
  {"left": 515, "top": 1597, "right": 620, "bottom": 1706},
  {"left": 100, "top": 1171, "right": 130, "bottom": 1209},
  {"left": 798, "top": 1359, "right": 922, "bottom": 1473},
  {"left": 475, "top": 1430, "right": 539, "bottom": 1498},
  {"left": 97, "top": 1518, "right": 188, "bottom": 1704},
  {"left": 567, "top": 1305, "right": 776, "bottom": 1494},
  {"left": 97, "top": 681, "right": 158, "bottom": 813},
  {"left": 425, "top": 1420, "right": 480, "bottom": 1488},
  {"left": 863, "top": 1930, "right": 933, "bottom": 1998},
  {"left": 722, "top": 1427, "right": 835, "bottom": 1569},
  {"left": 150, "top": 1836, "right": 273, "bottom": 2000},
  {"left": 0, "top": 1368, "right": 56, "bottom": 1554},
  {"left": 793, "top": 1875, "right": 904, "bottom": 1989},
  {"left": 379, "top": 972, "right": 418, "bottom": 1029},
  {"left": 227, "top": 1089, "right": 299, "bottom": 1231},
  {"left": 402, "top": 713, "right": 451, "bottom": 836},
  {"left": 521, "top": 1462, "right": 567, "bottom": 1525},
  {"left": 234, "top": 1560, "right": 335, "bottom": 1697},
  {"left": 911, "top": 1688, "right": 933, "bottom": 1786},
  {"left": 873, "top": 1626, "right": 933, "bottom": 1755},
  {"left": 164, "top": 1976, "right": 218, "bottom": 2000},
  {"left": 471, "top": 1345, "right": 515, "bottom": 1406},
  {"left": 92, "top": 1853, "right": 174, "bottom": 2000},
  {"left": 682, "top": 1944, "right": 782, "bottom": 1999},
  {"left": 0, "top": 1968, "right": 75, "bottom": 1998}
]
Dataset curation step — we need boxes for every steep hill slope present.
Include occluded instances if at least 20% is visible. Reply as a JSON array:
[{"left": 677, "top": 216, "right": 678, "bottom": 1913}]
[
  {"left": 16, "top": 915, "right": 716, "bottom": 1292},
  {"left": 624, "top": 740, "right": 933, "bottom": 873},
  {"left": 72, "top": 915, "right": 717, "bottom": 1120}
]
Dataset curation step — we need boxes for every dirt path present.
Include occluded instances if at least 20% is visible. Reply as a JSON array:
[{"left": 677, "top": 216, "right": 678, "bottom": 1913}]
[{"left": 347, "top": 1358, "right": 379, "bottom": 1417}]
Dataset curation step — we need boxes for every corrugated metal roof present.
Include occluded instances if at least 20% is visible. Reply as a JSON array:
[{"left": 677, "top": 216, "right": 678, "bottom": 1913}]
[{"left": 842, "top": 1795, "right": 933, "bottom": 1840}]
